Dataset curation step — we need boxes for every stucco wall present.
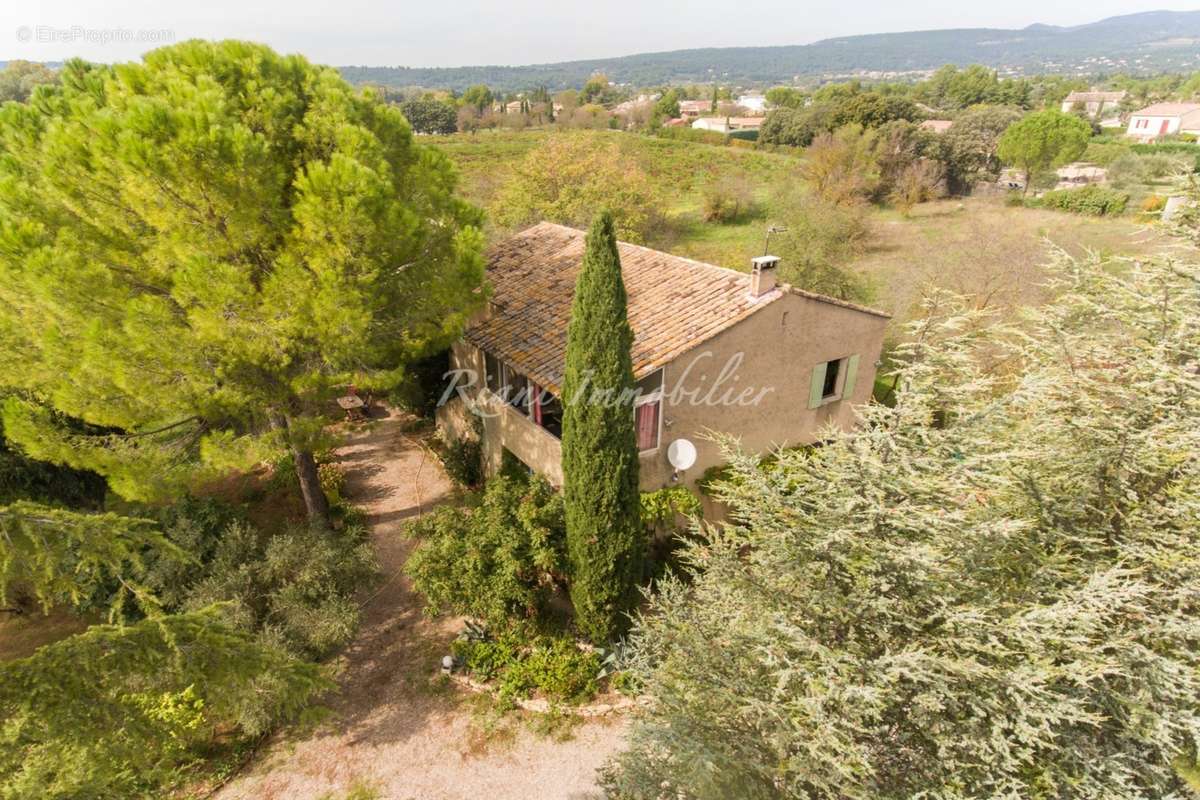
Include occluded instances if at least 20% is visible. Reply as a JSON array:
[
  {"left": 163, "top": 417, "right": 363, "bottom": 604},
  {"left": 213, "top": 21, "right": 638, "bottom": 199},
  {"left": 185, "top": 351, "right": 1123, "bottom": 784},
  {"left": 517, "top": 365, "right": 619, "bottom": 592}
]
[
  {"left": 442, "top": 292, "right": 888, "bottom": 495},
  {"left": 442, "top": 340, "right": 565, "bottom": 486},
  {"left": 639, "top": 290, "right": 888, "bottom": 491},
  {"left": 1125, "top": 112, "right": 1200, "bottom": 140}
]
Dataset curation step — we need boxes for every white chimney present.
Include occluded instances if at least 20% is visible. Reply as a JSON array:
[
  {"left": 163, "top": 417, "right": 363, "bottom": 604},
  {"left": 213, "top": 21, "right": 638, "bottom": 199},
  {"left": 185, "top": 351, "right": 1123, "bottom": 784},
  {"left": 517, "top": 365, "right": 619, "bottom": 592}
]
[{"left": 750, "top": 255, "right": 779, "bottom": 298}]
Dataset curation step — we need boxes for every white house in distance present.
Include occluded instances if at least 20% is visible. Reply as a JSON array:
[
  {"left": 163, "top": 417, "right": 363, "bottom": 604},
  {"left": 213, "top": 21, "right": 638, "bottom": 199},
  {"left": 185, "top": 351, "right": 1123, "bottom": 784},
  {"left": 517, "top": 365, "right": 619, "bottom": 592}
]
[
  {"left": 736, "top": 94, "right": 768, "bottom": 115},
  {"left": 1126, "top": 102, "right": 1200, "bottom": 142},
  {"left": 692, "top": 117, "right": 763, "bottom": 134}
]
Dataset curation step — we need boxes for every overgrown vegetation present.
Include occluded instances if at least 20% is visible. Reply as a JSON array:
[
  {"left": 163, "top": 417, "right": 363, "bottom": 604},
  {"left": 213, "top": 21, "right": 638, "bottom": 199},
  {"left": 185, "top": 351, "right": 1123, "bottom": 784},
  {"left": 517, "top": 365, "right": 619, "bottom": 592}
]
[
  {"left": 604, "top": 250, "right": 1200, "bottom": 799},
  {"left": 0, "top": 608, "right": 330, "bottom": 798},
  {"left": 143, "top": 497, "right": 378, "bottom": 660},
  {"left": 490, "top": 134, "right": 660, "bottom": 241},
  {"left": 406, "top": 474, "right": 567, "bottom": 630},
  {"left": 0, "top": 41, "right": 455, "bottom": 799},
  {"left": 452, "top": 628, "right": 600, "bottom": 704},
  {"left": 1035, "top": 184, "right": 1130, "bottom": 216},
  {"left": 433, "top": 429, "right": 484, "bottom": 489}
]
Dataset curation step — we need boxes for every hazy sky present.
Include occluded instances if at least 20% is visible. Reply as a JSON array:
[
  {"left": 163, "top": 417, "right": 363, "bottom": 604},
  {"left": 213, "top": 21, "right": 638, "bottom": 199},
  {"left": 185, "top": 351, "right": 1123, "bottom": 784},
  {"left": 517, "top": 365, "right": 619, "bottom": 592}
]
[{"left": 1, "top": 0, "right": 1190, "bottom": 67}]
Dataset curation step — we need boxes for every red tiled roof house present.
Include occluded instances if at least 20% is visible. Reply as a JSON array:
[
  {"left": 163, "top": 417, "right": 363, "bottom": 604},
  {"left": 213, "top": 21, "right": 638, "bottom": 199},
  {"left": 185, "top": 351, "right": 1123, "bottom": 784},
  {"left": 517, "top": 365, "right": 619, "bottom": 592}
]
[
  {"left": 1126, "top": 103, "right": 1200, "bottom": 142},
  {"left": 437, "top": 223, "right": 890, "bottom": 491}
]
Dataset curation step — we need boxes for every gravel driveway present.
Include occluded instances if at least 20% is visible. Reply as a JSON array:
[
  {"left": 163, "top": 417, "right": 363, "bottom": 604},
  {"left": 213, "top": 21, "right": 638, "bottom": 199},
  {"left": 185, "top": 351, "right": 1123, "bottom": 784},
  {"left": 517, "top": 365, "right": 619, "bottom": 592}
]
[{"left": 216, "top": 408, "right": 625, "bottom": 800}]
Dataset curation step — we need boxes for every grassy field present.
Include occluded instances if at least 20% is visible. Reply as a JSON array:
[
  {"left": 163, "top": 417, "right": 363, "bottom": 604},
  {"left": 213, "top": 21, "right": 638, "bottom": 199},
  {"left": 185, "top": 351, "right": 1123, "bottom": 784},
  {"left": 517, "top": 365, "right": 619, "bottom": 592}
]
[
  {"left": 429, "top": 128, "right": 796, "bottom": 211},
  {"left": 431, "top": 129, "right": 1176, "bottom": 331}
]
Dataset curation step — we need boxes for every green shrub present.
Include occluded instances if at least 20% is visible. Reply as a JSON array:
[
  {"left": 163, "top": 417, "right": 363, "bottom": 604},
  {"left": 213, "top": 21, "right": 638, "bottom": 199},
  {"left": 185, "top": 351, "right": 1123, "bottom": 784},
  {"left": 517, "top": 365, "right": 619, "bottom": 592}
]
[
  {"left": 500, "top": 636, "right": 599, "bottom": 702},
  {"left": 1106, "top": 153, "right": 1145, "bottom": 188},
  {"left": 1039, "top": 185, "right": 1129, "bottom": 216},
  {"left": 1004, "top": 191, "right": 1027, "bottom": 207},
  {"left": 453, "top": 628, "right": 600, "bottom": 703},
  {"left": 266, "top": 450, "right": 349, "bottom": 510},
  {"left": 452, "top": 630, "right": 524, "bottom": 681},
  {"left": 317, "top": 461, "right": 346, "bottom": 505},
  {"left": 142, "top": 498, "right": 378, "bottom": 660},
  {"left": 640, "top": 486, "right": 702, "bottom": 533},
  {"left": 1082, "top": 141, "right": 1130, "bottom": 167},
  {"left": 700, "top": 175, "right": 755, "bottom": 223},
  {"left": 434, "top": 430, "right": 483, "bottom": 488},
  {"left": 389, "top": 349, "right": 451, "bottom": 418},
  {"left": 1140, "top": 153, "right": 1188, "bottom": 181},
  {"left": 1130, "top": 141, "right": 1200, "bottom": 159},
  {"left": 406, "top": 474, "right": 567, "bottom": 629}
]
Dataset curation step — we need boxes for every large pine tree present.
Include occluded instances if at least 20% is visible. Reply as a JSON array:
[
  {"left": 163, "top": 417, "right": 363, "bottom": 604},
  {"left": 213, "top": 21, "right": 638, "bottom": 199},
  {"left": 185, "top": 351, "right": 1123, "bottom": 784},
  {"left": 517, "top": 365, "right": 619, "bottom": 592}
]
[
  {"left": 0, "top": 42, "right": 485, "bottom": 524},
  {"left": 560, "top": 211, "right": 643, "bottom": 643}
]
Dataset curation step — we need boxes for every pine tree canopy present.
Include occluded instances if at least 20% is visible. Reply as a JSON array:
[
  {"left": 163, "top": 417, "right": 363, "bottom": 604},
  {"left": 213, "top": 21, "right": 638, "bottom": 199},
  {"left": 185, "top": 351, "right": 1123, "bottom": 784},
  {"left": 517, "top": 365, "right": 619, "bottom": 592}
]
[
  {"left": 0, "top": 41, "right": 485, "bottom": 517},
  {"left": 560, "top": 211, "right": 643, "bottom": 643},
  {"left": 0, "top": 501, "right": 182, "bottom": 619},
  {"left": 0, "top": 607, "right": 330, "bottom": 798},
  {"left": 605, "top": 251, "right": 1200, "bottom": 799}
]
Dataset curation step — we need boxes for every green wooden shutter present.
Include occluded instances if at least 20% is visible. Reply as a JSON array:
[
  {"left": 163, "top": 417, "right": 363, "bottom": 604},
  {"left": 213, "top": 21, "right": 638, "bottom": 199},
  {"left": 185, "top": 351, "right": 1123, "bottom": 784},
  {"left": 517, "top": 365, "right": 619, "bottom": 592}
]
[
  {"left": 842, "top": 354, "right": 860, "bottom": 401},
  {"left": 808, "top": 362, "right": 827, "bottom": 409}
]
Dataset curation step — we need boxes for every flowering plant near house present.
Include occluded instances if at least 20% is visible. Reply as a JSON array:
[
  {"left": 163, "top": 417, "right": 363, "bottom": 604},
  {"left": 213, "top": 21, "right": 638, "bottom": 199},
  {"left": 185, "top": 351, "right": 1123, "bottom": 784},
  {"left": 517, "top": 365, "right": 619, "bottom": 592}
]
[{"left": 604, "top": 250, "right": 1200, "bottom": 799}]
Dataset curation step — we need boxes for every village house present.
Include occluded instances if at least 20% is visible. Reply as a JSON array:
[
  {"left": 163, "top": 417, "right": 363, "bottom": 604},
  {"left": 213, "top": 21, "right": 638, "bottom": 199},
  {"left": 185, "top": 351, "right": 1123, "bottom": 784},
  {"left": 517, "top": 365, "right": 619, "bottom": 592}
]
[
  {"left": 735, "top": 94, "right": 768, "bottom": 115},
  {"left": 1126, "top": 102, "right": 1200, "bottom": 142},
  {"left": 678, "top": 99, "right": 711, "bottom": 118},
  {"left": 691, "top": 116, "right": 764, "bottom": 134},
  {"left": 613, "top": 93, "right": 660, "bottom": 116},
  {"left": 1060, "top": 90, "right": 1126, "bottom": 123},
  {"left": 437, "top": 222, "right": 889, "bottom": 493}
]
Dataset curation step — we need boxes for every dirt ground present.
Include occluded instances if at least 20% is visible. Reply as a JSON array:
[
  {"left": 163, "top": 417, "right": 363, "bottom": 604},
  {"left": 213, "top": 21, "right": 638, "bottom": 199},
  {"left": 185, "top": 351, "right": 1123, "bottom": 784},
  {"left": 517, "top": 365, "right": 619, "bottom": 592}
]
[
  {"left": 852, "top": 198, "right": 1172, "bottom": 325},
  {"left": 215, "top": 408, "right": 625, "bottom": 800}
]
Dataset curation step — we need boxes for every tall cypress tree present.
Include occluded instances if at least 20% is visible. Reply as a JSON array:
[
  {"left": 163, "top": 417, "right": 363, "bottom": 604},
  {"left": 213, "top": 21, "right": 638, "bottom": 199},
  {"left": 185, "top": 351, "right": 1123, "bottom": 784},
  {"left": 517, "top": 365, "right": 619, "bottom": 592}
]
[{"left": 561, "top": 211, "right": 643, "bottom": 643}]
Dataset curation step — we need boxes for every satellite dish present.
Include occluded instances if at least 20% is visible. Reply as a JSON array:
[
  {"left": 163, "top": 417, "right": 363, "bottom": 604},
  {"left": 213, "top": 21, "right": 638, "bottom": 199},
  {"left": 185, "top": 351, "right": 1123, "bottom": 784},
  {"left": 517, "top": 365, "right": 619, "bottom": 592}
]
[{"left": 667, "top": 439, "right": 697, "bottom": 471}]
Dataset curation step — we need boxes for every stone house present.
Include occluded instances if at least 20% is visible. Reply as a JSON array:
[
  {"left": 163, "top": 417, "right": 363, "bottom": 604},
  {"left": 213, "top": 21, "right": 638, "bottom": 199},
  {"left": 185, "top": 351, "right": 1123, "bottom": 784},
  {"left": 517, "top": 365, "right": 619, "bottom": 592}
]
[
  {"left": 1060, "top": 90, "right": 1127, "bottom": 123},
  {"left": 437, "top": 223, "right": 889, "bottom": 493}
]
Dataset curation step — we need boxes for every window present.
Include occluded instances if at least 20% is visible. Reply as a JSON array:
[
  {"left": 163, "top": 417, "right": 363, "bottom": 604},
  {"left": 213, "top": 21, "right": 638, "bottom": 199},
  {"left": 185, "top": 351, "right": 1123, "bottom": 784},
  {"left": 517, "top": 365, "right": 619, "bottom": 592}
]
[
  {"left": 535, "top": 388, "right": 563, "bottom": 438},
  {"left": 635, "top": 370, "right": 663, "bottom": 400},
  {"left": 634, "top": 369, "right": 663, "bottom": 451},
  {"left": 484, "top": 352, "right": 502, "bottom": 393},
  {"left": 808, "top": 355, "right": 860, "bottom": 410},
  {"left": 501, "top": 363, "right": 528, "bottom": 412},
  {"left": 821, "top": 358, "right": 841, "bottom": 399}
]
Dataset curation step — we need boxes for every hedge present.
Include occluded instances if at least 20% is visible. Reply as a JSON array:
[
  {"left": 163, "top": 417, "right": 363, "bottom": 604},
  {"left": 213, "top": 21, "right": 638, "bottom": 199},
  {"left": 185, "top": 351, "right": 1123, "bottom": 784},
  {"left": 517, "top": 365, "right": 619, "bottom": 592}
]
[{"left": 1037, "top": 185, "right": 1129, "bottom": 216}]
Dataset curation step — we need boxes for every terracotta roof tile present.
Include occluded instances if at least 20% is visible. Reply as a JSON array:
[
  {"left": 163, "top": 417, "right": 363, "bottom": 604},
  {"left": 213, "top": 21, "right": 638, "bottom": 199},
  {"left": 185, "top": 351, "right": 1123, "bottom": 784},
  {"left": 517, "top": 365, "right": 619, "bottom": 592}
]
[
  {"left": 1064, "top": 91, "right": 1126, "bottom": 103},
  {"left": 465, "top": 222, "right": 784, "bottom": 394},
  {"left": 1132, "top": 102, "right": 1200, "bottom": 117}
]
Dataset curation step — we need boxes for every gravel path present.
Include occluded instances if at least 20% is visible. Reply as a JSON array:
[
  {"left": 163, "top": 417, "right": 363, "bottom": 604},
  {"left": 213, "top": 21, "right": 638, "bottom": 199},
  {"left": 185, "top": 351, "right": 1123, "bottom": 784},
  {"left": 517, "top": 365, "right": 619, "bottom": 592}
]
[{"left": 216, "top": 408, "right": 625, "bottom": 800}]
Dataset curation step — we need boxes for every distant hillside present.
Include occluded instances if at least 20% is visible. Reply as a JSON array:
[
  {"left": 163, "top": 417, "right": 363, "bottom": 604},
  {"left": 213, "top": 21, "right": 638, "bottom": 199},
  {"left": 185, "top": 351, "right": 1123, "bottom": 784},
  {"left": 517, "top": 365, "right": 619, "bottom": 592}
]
[{"left": 340, "top": 10, "right": 1200, "bottom": 91}]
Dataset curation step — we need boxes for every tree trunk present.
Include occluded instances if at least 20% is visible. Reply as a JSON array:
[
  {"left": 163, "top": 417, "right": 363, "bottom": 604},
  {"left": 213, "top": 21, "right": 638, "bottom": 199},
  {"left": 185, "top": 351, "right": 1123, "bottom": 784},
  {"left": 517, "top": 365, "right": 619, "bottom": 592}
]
[
  {"left": 293, "top": 446, "right": 331, "bottom": 526},
  {"left": 269, "top": 410, "right": 331, "bottom": 526}
]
